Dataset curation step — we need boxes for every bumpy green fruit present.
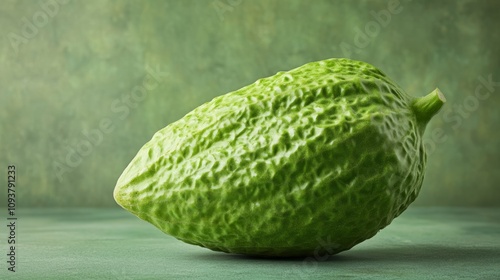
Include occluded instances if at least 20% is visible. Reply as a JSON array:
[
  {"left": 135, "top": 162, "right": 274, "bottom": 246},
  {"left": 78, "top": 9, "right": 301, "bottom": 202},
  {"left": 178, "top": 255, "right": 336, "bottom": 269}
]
[{"left": 114, "top": 58, "right": 445, "bottom": 257}]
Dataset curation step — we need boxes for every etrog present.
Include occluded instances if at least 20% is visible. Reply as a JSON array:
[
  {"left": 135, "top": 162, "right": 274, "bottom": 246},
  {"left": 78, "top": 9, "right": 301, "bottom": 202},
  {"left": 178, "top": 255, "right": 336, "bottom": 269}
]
[{"left": 114, "top": 58, "right": 445, "bottom": 257}]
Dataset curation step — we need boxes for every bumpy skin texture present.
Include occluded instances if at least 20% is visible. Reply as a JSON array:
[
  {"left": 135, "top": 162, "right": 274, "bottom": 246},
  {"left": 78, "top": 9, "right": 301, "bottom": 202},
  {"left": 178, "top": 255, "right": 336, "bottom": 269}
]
[{"left": 114, "top": 58, "right": 428, "bottom": 257}]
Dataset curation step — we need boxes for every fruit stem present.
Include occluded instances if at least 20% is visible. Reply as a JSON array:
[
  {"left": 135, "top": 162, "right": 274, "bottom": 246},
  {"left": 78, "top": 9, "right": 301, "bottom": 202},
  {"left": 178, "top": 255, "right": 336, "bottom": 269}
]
[{"left": 412, "top": 88, "right": 446, "bottom": 126}]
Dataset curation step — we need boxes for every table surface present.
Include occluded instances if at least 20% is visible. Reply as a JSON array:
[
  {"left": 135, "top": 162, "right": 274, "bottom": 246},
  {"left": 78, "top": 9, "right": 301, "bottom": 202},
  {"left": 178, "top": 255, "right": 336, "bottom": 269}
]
[{"left": 1, "top": 207, "right": 499, "bottom": 279}]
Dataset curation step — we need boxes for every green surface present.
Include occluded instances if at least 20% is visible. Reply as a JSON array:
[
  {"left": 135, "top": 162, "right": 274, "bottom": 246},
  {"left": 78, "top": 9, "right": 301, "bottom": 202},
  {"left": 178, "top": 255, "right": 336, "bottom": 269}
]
[
  {"left": 1, "top": 207, "right": 499, "bottom": 279},
  {"left": 1, "top": 0, "right": 499, "bottom": 207}
]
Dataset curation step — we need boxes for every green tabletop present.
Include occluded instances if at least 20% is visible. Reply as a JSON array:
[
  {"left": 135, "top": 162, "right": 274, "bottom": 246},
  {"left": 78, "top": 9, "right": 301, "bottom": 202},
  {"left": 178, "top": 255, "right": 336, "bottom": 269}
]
[{"left": 2, "top": 207, "right": 499, "bottom": 279}]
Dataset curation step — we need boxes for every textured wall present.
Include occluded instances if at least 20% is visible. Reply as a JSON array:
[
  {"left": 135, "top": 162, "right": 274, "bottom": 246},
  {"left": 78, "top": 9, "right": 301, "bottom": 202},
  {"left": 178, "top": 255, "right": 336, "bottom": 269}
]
[{"left": 0, "top": 0, "right": 498, "bottom": 207}]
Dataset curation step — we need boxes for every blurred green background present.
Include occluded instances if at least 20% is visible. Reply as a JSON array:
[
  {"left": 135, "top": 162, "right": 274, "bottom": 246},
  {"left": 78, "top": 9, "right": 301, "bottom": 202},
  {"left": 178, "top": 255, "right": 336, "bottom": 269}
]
[{"left": 0, "top": 0, "right": 498, "bottom": 207}]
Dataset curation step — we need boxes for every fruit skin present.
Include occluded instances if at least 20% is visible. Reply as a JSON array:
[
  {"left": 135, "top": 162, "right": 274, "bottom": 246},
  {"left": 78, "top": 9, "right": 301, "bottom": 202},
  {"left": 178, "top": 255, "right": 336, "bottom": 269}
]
[{"left": 114, "top": 58, "right": 445, "bottom": 257}]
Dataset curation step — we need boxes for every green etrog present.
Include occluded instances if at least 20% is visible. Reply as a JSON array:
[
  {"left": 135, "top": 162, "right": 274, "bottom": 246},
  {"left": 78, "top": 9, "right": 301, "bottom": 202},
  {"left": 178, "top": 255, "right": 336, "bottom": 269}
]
[{"left": 114, "top": 58, "right": 445, "bottom": 257}]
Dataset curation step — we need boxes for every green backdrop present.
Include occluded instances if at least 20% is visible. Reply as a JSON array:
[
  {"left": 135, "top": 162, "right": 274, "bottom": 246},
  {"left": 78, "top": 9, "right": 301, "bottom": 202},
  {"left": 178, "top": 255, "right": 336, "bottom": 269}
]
[{"left": 0, "top": 0, "right": 499, "bottom": 207}]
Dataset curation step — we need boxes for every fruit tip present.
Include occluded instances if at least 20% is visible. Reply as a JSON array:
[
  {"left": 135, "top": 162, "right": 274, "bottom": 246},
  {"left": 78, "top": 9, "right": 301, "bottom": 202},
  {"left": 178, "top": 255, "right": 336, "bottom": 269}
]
[
  {"left": 113, "top": 183, "right": 126, "bottom": 207},
  {"left": 412, "top": 88, "right": 446, "bottom": 128},
  {"left": 434, "top": 88, "right": 446, "bottom": 103}
]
